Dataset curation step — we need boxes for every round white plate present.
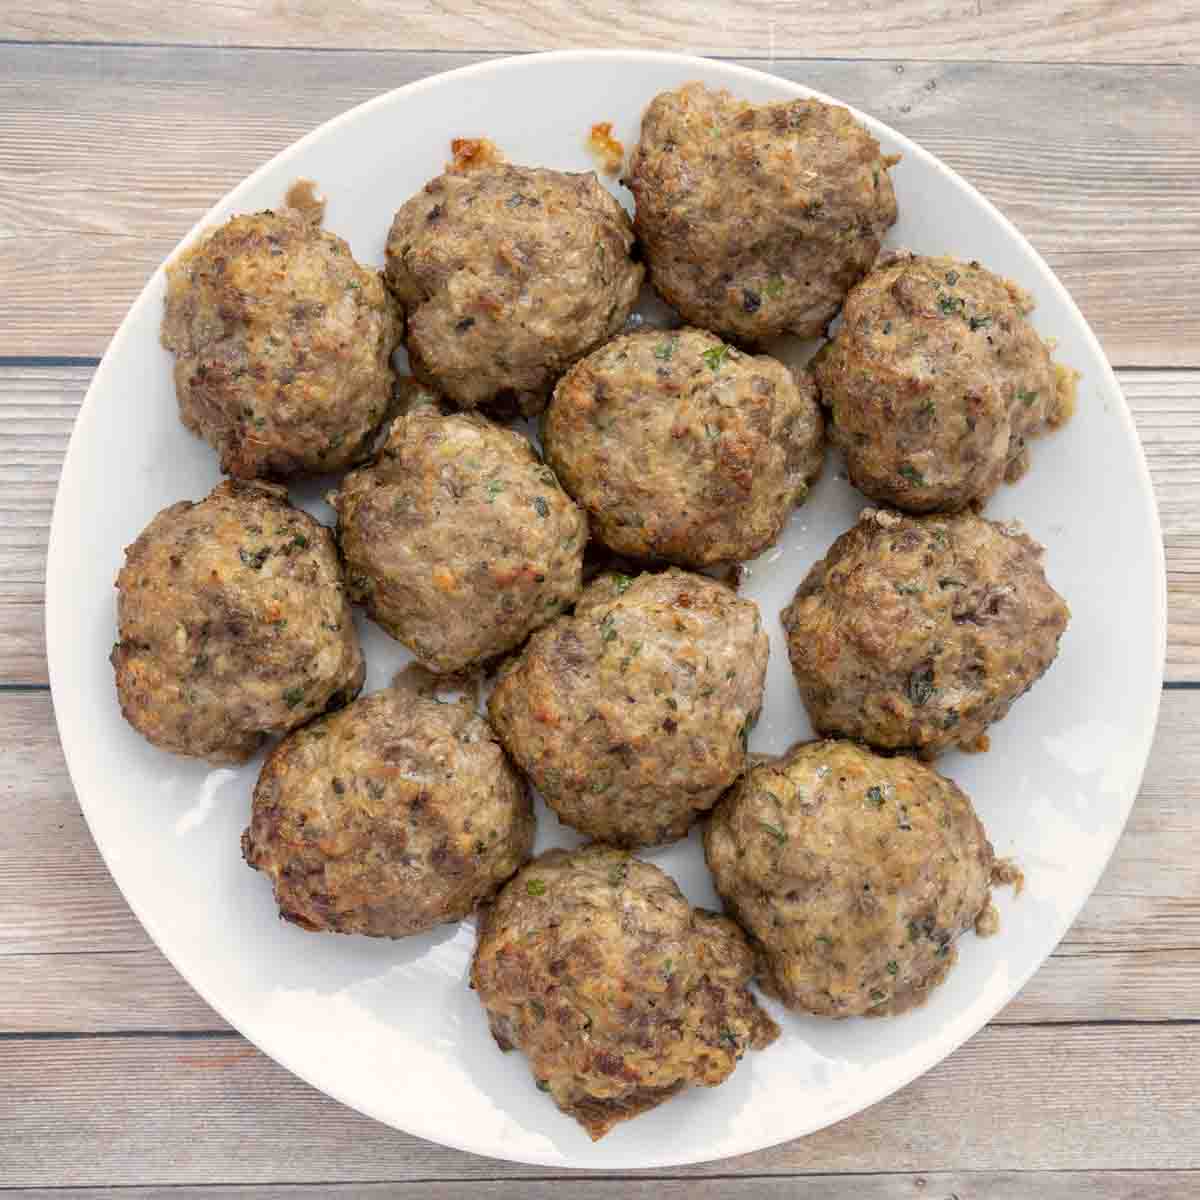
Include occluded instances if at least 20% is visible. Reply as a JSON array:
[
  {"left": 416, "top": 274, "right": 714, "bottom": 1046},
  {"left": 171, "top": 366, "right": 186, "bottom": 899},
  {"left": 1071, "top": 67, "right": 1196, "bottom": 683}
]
[{"left": 46, "top": 50, "right": 1165, "bottom": 1168}]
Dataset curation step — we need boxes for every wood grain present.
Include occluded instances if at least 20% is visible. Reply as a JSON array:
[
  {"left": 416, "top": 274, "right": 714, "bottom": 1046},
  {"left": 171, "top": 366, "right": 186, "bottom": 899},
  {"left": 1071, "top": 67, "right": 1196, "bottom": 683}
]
[
  {"left": 0, "top": 48, "right": 1198, "bottom": 365},
  {"left": 2, "top": 365, "right": 1196, "bottom": 685},
  {"left": 4, "top": 1176, "right": 1199, "bottom": 1199},
  {"left": 2, "top": 1024, "right": 1197, "bottom": 1186},
  {"left": 2, "top": 688, "right": 1197, "bottom": 1017},
  {"left": 2, "top": 1, "right": 1197, "bottom": 63}
]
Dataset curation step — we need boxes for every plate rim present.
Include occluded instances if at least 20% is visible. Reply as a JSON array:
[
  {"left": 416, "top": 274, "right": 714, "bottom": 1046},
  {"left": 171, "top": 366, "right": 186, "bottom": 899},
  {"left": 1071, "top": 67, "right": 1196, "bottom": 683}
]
[{"left": 45, "top": 47, "right": 1168, "bottom": 1168}]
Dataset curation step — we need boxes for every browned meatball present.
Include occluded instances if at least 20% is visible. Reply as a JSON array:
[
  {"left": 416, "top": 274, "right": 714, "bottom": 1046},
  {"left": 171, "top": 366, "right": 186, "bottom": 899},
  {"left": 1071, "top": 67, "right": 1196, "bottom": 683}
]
[
  {"left": 781, "top": 507, "right": 1070, "bottom": 757},
  {"left": 329, "top": 384, "right": 587, "bottom": 673},
  {"left": 162, "top": 209, "right": 401, "bottom": 479},
  {"left": 111, "top": 480, "right": 364, "bottom": 764},
  {"left": 470, "top": 845, "right": 779, "bottom": 1140},
  {"left": 814, "top": 252, "right": 1079, "bottom": 512},
  {"left": 626, "top": 82, "right": 899, "bottom": 343},
  {"left": 705, "top": 740, "right": 996, "bottom": 1017},
  {"left": 543, "top": 327, "right": 824, "bottom": 567},
  {"left": 488, "top": 569, "right": 768, "bottom": 847},
  {"left": 385, "top": 163, "right": 643, "bottom": 415},
  {"left": 242, "top": 683, "right": 533, "bottom": 937}
]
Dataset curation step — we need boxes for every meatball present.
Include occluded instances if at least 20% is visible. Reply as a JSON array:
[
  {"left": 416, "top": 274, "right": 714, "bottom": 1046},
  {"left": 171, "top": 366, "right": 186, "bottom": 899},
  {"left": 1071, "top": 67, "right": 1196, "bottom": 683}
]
[
  {"left": 162, "top": 208, "right": 401, "bottom": 479},
  {"left": 488, "top": 569, "right": 768, "bottom": 847},
  {"left": 705, "top": 740, "right": 995, "bottom": 1017},
  {"left": 543, "top": 328, "right": 824, "bottom": 567},
  {"left": 781, "top": 507, "right": 1069, "bottom": 757},
  {"left": 330, "top": 384, "right": 587, "bottom": 673},
  {"left": 242, "top": 683, "right": 533, "bottom": 937},
  {"left": 813, "top": 251, "right": 1079, "bottom": 512},
  {"left": 470, "top": 845, "right": 779, "bottom": 1139},
  {"left": 385, "top": 162, "right": 643, "bottom": 415},
  {"left": 626, "top": 82, "right": 899, "bottom": 344},
  {"left": 111, "top": 480, "right": 364, "bottom": 764}
]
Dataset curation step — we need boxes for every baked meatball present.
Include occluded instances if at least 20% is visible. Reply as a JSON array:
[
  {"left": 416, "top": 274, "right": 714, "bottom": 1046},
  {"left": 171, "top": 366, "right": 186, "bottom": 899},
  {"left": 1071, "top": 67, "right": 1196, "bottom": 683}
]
[
  {"left": 330, "top": 384, "right": 587, "bottom": 673},
  {"left": 781, "top": 507, "right": 1069, "bottom": 757},
  {"left": 111, "top": 480, "right": 364, "bottom": 764},
  {"left": 470, "top": 845, "right": 779, "bottom": 1139},
  {"left": 242, "top": 683, "right": 533, "bottom": 937},
  {"left": 705, "top": 740, "right": 996, "bottom": 1017},
  {"left": 385, "top": 162, "right": 643, "bottom": 415},
  {"left": 543, "top": 328, "right": 824, "bottom": 566},
  {"left": 813, "top": 252, "right": 1079, "bottom": 512},
  {"left": 162, "top": 208, "right": 401, "bottom": 479},
  {"left": 488, "top": 569, "right": 768, "bottom": 847},
  {"left": 626, "top": 82, "right": 899, "bottom": 344}
]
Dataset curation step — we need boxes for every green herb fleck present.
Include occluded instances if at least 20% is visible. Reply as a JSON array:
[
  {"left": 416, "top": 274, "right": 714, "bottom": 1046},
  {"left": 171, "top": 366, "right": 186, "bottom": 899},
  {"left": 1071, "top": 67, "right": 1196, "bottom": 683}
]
[
  {"left": 653, "top": 338, "right": 676, "bottom": 362},
  {"left": 283, "top": 686, "right": 305, "bottom": 709},
  {"left": 718, "top": 1027, "right": 738, "bottom": 1049},
  {"left": 938, "top": 577, "right": 965, "bottom": 589},
  {"left": 274, "top": 618, "right": 288, "bottom": 629},
  {"left": 920, "top": 396, "right": 936, "bottom": 417},
  {"left": 662, "top": 958, "right": 674, "bottom": 978},
  {"left": 526, "top": 878, "right": 547, "bottom": 897},
  {"left": 532, "top": 495, "right": 550, "bottom": 518},
  {"left": 600, "top": 614, "right": 618, "bottom": 642},
  {"left": 883, "top": 320, "right": 893, "bottom": 335},
  {"left": 765, "top": 276, "right": 786, "bottom": 299},
  {"left": 1017, "top": 388, "right": 1039, "bottom": 407},
  {"left": 702, "top": 344, "right": 731, "bottom": 372},
  {"left": 899, "top": 464, "right": 926, "bottom": 487},
  {"left": 665, "top": 696, "right": 678, "bottom": 711},
  {"left": 968, "top": 314, "right": 992, "bottom": 331},
  {"left": 866, "top": 785, "right": 885, "bottom": 809},
  {"left": 535, "top": 1077, "right": 551, "bottom": 1092},
  {"left": 609, "top": 862, "right": 628, "bottom": 886},
  {"left": 613, "top": 574, "right": 633, "bottom": 594},
  {"left": 938, "top": 293, "right": 965, "bottom": 317},
  {"left": 870, "top": 989, "right": 887, "bottom": 1003},
  {"left": 290, "top": 533, "right": 309, "bottom": 551},
  {"left": 895, "top": 581, "right": 924, "bottom": 596},
  {"left": 887, "top": 960, "right": 899, "bottom": 975},
  {"left": 486, "top": 479, "right": 505, "bottom": 502},
  {"left": 761, "top": 821, "right": 788, "bottom": 845},
  {"left": 815, "top": 934, "right": 834, "bottom": 949}
]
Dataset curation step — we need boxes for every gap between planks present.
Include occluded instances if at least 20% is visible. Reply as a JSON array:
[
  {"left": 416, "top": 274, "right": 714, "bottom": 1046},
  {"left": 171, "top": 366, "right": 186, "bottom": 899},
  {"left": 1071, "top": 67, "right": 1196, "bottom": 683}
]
[{"left": 1, "top": 1173, "right": 1199, "bottom": 1198}]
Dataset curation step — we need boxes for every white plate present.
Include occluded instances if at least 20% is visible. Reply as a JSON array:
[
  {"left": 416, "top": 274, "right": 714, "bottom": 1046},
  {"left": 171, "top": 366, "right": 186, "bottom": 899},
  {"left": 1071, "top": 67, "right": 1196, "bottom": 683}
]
[{"left": 46, "top": 50, "right": 1165, "bottom": 1169}]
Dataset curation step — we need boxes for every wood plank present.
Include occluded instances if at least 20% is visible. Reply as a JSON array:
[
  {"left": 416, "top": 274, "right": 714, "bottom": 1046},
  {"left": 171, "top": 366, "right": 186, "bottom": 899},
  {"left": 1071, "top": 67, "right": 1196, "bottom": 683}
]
[
  {"left": 1, "top": 1024, "right": 1197, "bottom": 1185},
  {"left": 2, "top": 365, "right": 1196, "bottom": 685},
  {"left": 4, "top": 1174, "right": 1199, "bottom": 1199},
  {"left": 0, "top": 47, "right": 1197, "bottom": 365},
  {"left": 8, "top": 941, "right": 1199, "bottom": 1036},
  {"left": 2, "top": 689, "right": 1197, "bottom": 1018},
  {"left": 2, "top": 1, "right": 1196, "bottom": 63}
]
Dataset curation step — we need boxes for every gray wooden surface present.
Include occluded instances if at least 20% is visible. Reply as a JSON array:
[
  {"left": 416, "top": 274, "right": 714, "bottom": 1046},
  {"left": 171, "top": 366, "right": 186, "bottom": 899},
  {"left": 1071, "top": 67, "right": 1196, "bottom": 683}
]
[{"left": 1, "top": 5, "right": 1197, "bottom": 1195}]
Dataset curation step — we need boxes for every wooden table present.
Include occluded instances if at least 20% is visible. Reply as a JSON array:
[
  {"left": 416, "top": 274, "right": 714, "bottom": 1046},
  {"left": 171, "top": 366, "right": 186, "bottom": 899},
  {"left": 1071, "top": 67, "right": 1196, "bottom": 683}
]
[{"left": 3, "top": 4, "right": 1198, "bottom": 1196}]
